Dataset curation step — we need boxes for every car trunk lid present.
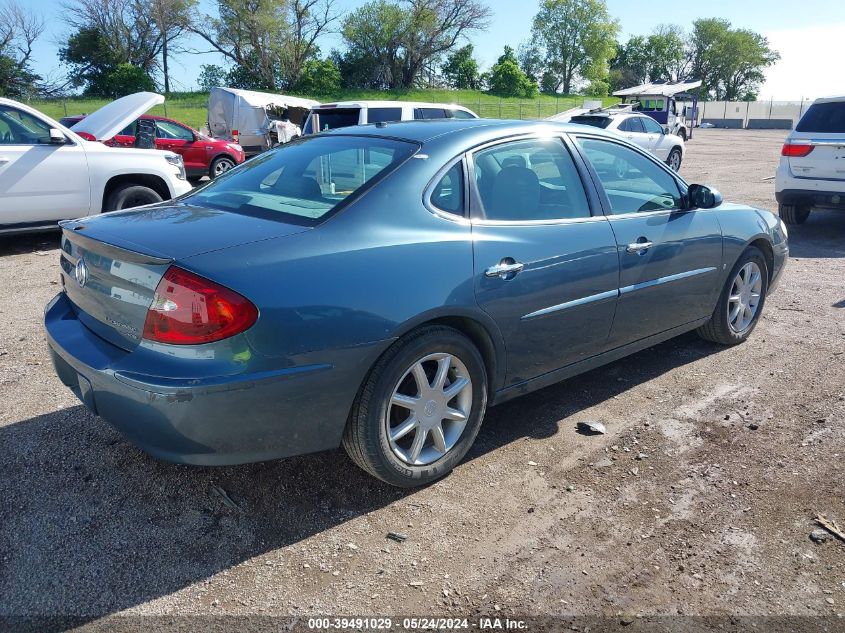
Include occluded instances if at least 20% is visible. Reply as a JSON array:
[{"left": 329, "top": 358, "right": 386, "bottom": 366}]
[
  {"left": 788, "top": 100, "right": 845, "bottom": 181},
  {"left": 60, "top": 205, "right": 311, "bottom": 350}
]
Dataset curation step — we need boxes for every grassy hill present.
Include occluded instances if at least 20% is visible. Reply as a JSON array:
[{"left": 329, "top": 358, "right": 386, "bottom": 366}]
[{"left": 28, "top": 89, "right": 616, "bottom": 131}]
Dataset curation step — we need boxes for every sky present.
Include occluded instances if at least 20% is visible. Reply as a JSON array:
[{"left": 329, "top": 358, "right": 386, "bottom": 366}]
[{"left": 22, "top": 0, "right": 845, "bottom": 100}]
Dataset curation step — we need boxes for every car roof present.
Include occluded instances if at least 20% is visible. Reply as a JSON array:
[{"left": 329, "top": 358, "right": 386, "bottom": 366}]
[
  {"left": 320, "top": 118, "right": 616, "bottom": 145},
  {"left": 314, "top": 100, "right": 472, "bottom": 111}
]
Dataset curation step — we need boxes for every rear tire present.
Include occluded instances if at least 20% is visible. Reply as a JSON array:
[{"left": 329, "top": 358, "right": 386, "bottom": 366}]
[
  {"left": 343, "top": 326, "right": 488, "bottom": 488},
  {"left": 778, "top": 202, "right": 810, "bottom": 225},
  {"left": 105, "top": 184, "right": 162, "bottom": 211},
  {"left": 697, "top": 246, "right": 768, "bottom": 345}
]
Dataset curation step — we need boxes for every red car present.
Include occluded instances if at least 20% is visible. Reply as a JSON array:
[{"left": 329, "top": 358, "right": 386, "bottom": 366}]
[{"left": 60, "top": 114, "right": 246, "bottom": 181}]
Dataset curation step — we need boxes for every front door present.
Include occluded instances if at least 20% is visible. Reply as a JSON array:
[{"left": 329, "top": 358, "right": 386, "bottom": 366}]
[
  {"left": 469, "top": 136, "right": 620, "bottom": 386},
  {"left": 155, "top": 120, "right": 205, "bottom": 175},
  {"left": 0, "top": 104, "right": 90, "bottom": 227},
  {"left": 574, "top": 135, "right": 722, "bottom": 348}
]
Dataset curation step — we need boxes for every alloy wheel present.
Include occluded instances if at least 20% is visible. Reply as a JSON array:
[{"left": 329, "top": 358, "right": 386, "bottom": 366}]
[
  {"left": 727, "top": 261, "right": 763, "bottom": 333},
  {"left": 385, "top": 352, "right": 473, "bottom": 466},
  {"left": 214, "top": 158, "right": 235, "bottom": 176},
  {"left": 668, "top": 150, "right": 681, "bottom": 171}
]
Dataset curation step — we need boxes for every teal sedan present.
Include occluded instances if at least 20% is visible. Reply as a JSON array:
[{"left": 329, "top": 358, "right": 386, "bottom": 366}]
[{"left": 45, "top": 119, "right": 789, "bottom": 487}]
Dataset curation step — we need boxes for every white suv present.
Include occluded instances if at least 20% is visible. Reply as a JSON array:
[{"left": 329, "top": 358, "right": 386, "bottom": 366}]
[
  {"left": 303, "top": 101, "right": 478, "bottom": 133},
  {"left": 565, "top": 110, "right": 686, "bottom": 172},
  {"left": 0, "top": 92, "right": 193, "bottom": 235},
  {"left": 776, "top": 95, "right": 845, "bottom": 224}
]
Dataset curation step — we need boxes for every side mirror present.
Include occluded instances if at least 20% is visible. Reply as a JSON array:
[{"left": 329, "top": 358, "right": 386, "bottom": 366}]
[
  {"left": 49, "top": 128, "right": 67, "bottom": 144},
  {"left": 687, "top": 184, "right": 723, "bottom": 209}
]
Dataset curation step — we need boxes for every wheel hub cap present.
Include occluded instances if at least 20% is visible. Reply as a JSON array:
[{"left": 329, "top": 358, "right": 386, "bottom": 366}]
[
  {"left": 385, "top": 353, "right": 473, "bottom": 466},
  {"left": 727, "top": 261, "right": 763, "bottom": 333}
]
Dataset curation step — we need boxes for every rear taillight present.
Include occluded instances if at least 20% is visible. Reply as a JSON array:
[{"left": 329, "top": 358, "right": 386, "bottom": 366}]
[
  {"left": 143, "top": 266, "right": 258, "bottom": 345},
  {"left": 231, "top": 129, "right": 239, "bottom": 143},
  {"left": 781, "top": 143, "right": 814, "bottom": 157}
]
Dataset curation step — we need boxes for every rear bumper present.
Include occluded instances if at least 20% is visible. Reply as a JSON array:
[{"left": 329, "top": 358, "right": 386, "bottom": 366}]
[
  {"left": 775, "top": 188, "right": 845, "bottom": 210},
  {"left": 44, "top": 292, "right": 376, "bottom": 465}
]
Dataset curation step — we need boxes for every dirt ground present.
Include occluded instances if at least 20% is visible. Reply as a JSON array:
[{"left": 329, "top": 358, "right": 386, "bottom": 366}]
[{"left": 1, "top": 129, "right": 844, "bottom": 630}]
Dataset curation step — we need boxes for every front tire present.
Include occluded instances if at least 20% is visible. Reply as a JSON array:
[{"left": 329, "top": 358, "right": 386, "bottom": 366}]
[
  {"left": 210, "top": 156, "right": 236, "bottom": 179},
  {"left": 343, "top": 326, "right": 488, "bottom": 487},
  {"left": 697, "top": 246, "right": 768, "bottom": 345},
  {"left": 667, "top": 147, "right": 682, "bottom": 171},
  {"left": 778, "top": 202, "right": 810, "bottom": 225},
  {"left": 105, "top": 184, "right": 162, "bottom": 211}
]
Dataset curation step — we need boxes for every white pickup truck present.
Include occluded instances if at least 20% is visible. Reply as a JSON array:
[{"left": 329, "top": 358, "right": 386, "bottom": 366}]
[{"left": 0, "top": 92, "right": 192, "bottom": 235}]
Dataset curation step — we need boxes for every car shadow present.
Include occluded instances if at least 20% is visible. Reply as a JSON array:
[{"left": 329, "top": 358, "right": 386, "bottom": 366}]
[
  {"left": 0, "top": 231, "right": 61, "bottom": 256},
  {"left": 785, "top": 209, "right": 845, "bottom": 259},
  {"left": 0, "top": 332, "right": 721, "bottom": 627}
]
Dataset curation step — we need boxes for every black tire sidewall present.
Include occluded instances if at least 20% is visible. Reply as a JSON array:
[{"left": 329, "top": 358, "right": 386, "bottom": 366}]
[
  {"left": 364, "top": 330, "right": 487, "bottom": 486},
  {"left": 714, "top": 248, "right": 769, "bottom": 344},
  {"left": 107, "top": 185, "right": 162, "bottom": 211}
]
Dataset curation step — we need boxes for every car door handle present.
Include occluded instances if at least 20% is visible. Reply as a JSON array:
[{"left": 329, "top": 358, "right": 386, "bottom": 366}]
[
  {"left": 485, "top": 260, "right": 524, "bottom": 278},
  {"left": 626, "top": 240, "right": 654, "bottom": 254}
]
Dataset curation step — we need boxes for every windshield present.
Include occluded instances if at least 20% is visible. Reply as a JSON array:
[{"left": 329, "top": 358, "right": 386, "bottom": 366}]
[
  {"left": 182, "top": 135, "right": 418, "bottom": 226},
  {"left": 570, "top": 115, "right": 612, "bottom": 129},
  {"left": 796, "top": 102, "right": 845, "bottom": 133}
]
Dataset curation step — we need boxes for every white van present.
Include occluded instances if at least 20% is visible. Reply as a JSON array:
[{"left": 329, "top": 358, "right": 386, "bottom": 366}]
[{"left": 303, "top": 101, "right": 478, "bottom": 134}]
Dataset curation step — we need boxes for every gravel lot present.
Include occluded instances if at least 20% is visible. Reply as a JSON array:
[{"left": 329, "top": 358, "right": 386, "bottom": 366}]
[{"left": 1, "top": 129, "right": 844, "bottom": 629}]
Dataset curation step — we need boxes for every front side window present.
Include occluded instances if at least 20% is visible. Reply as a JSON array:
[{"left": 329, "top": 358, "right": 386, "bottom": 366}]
[
  {"left": 156, "top": 120, "right": 194, "bottom": 141},
  {"left": 367, "top": 108, "right": 402, "bottom": 124},
  {"left": 450, "top": 109, "right": 476, "bottom": 119},
  {"left": 640, "top": 117, "right": 664, "bottom": 134},
  {"left": 472, "top": 138, "right": 590, "bottom": 221},
  {"left": 0, "top": 106, "right": 53, "bottom": 145},
  {"left": 430, "top": 162, "right": 464, "bottom": 215},
  {"left": 576, "top": 137, "right": 682, "bottom": 214},
  {"left": 183, "top": 135, "right": 417, "bottom": 225}
]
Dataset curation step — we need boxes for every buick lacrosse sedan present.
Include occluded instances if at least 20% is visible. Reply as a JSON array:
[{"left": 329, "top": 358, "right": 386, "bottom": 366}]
[{"left": 45, "top": 119, "right": 789, "bottom": 487}]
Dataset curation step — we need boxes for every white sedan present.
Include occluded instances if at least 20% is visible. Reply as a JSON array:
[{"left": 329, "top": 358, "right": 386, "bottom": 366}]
[{"left": 564, "top": 111, "right": 685, "bottom": 172}]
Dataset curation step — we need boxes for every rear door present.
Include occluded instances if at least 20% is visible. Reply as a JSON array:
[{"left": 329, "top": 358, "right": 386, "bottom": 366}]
[
  {"left": 618, "top": 116, "right": 650, "bottom": 151},
  {"left": 573, "top": 135, "right": 722, "bottom": 348},
  {"left": 0, "top": 104, "right": 90, "bottom": 226},
  {"left": 469, "top": 135, "right": 620, "bottom": 385},
  {"left": 789, "top": 100, "right": 845, "bottom": 181}
]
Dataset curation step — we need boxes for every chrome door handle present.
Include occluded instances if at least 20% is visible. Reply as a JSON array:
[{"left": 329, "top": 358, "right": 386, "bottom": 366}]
[
  {"left": 626, "top": 241, "right": 653, "bottom": 253},
  {"left": 485, "top": 260, "right": 524, "bottom": 278}
]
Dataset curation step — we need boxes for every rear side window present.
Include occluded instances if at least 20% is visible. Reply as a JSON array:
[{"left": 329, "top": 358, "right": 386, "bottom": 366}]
[
  {"left": 430, "top": 162, "right": 464, "bottom": 215},
  {"left": 796, "top": 102, "right": 845, "bottom": 133},
  {"left": 472, "top": 138, "right": 590, "bottom": 221},
  {"left": 619, "top": 118, "right": 645, "bottom": 133},
  {"left": 184, "top": 136, "right": 417, "bottom": 225},
  {"left": 367, "top": 107, "right": 402, "bottom": 124},
  {"left": 414, "top": 108, "right": 448, "bottom": 120},
  {"left": 576, "top": 137, "right": 682, "bottom": 214},
  {"left": 570, "top": 115, "right": 612, "bottom": 129},
  {"left": 313, "top": 108, "right": 360, "bottom": 131}
]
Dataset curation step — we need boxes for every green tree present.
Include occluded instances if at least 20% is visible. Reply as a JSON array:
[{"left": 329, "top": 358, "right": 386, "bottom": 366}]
[
  {"left": 0, "top": 1, "right": 45, "bottom": 97},
  {"left": 292, "top": 57, "right": 341, "bottom": 94},
  {"left": 530, "top": 0, "right": 619, "bottom": 95},
  {"left": 196, "top": 64, "right": 227, "bottom": 91},
  {"left": 610, "top": 25, "right": 686, "bottom": 92},
  {"left": 487, "top": 46, "right": 538, "bottom": 97},
  {"left": 442, "top": 44, "right": 479, "bottom": 89},
  {"left": 340, "top": 0, "right": 492, "bottom": 90},
  {"left": 101, "top": 63, "right": 157, "bottom": 96}
]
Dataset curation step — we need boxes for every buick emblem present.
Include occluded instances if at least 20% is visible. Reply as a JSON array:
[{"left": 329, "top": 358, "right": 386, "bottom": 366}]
[{"left": 75, "top": 258, "right": 89, "bottom": 288}]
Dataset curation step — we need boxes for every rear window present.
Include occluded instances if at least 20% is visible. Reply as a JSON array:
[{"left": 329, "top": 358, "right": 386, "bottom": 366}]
[
  {"left": 796, "top": 102, "right": 845, "bottom": 133},
  {"left": 183, "top": 135, "right": 417, "bottom": 226},
  {"left": 311, "top": 108, "right": 360, "bottom": 131},
  {"left": 570, "top": 115, "right": 612, "bottom": 129}
]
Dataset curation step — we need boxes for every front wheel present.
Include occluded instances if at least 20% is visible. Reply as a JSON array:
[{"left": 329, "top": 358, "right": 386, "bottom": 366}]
[
  {"left": 343, "top": 326, "right": 488, "bottom": 487},
  {"left": 697, "top": 247, "right": 768, "bottom": 345},
  {"left": 210, "top": 156, "right": 236, "bottom": 179},
  {"left": 778, "top": 202, "right": 810, "bottom": 225},
  {"left": 667, "top": 147, "right": 682, "bottom": 171},
  {"left": 105, "top": 184, "right": 162, "bottom": 211}
]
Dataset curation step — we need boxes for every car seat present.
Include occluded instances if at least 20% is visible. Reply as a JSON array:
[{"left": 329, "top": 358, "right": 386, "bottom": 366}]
[{"left": 489, "top": 166, "right": 540, "bottom": 220}]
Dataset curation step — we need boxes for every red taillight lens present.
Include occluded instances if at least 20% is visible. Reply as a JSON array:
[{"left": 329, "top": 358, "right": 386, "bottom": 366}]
[
  {"left": 143, "top": 266, "right": 258, "bottom": 345},
  {"left": 781, "top": 143, "right": 814, "bottom": 157}
]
